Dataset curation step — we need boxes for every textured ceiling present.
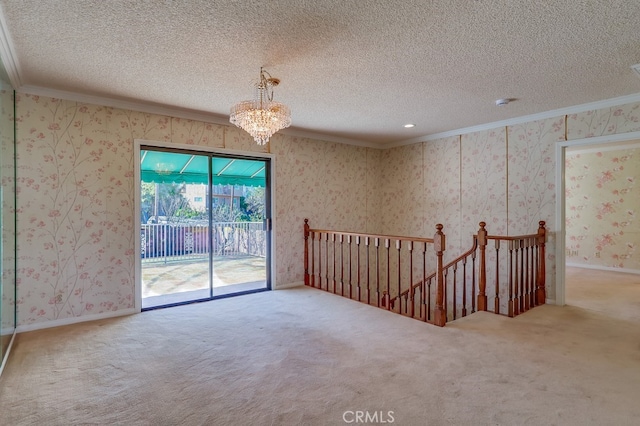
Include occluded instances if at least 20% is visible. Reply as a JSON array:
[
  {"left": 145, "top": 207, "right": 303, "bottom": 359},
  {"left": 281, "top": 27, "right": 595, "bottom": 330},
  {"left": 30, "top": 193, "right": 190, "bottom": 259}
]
[{"left": 1, "top": 0, "right": 639, "bottom": 146}]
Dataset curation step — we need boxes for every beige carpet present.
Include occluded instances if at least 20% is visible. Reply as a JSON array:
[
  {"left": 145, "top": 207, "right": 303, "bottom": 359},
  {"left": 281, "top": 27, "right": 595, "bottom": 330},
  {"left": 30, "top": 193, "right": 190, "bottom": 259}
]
[{"left": 1, "top": 268, "right": 639, "bottom": 425}]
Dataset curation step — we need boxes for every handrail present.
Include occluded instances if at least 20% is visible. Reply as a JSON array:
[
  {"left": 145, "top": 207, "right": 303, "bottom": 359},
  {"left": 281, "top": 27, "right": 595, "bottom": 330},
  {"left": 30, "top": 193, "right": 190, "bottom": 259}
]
[
  {"left": 303, "top": 219, "right": 546, "bottom": 327},
  {"left": 395, "top": 235, "right": 479, "bottom": 301},
  {"left": 305, "top": 227, "right": 434, "bottom": 244},
  {"left": 487, "top": 234, "right": 537, "bottom": 240}
]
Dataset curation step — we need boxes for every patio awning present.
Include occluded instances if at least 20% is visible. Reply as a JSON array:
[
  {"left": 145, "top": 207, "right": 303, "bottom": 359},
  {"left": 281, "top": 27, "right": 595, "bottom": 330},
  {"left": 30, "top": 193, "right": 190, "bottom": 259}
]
[{"left": 140, "top": 150, "right": 266, "bottom": 187}]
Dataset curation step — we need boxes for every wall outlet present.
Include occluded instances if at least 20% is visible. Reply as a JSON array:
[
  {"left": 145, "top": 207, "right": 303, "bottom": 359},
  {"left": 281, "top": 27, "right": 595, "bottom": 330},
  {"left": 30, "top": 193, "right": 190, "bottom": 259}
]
[{"left": 595, "top": 252, "right": 600, "bottom": 258}]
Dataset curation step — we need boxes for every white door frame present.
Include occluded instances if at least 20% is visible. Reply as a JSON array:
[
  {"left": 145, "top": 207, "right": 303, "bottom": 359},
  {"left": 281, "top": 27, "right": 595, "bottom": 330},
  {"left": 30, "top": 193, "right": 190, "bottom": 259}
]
[
  {"left": 133, "top": 139, "right": 276, "bottom": 312},
  {"left": 554, "top": 130, "right": 640, "bottom": 306}
]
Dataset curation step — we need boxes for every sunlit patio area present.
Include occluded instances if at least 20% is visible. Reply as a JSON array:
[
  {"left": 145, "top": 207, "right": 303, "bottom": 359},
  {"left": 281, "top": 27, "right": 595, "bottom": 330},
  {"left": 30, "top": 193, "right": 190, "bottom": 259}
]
[{"left": 141, "top": 255, "right": 267, "bottom": 308}]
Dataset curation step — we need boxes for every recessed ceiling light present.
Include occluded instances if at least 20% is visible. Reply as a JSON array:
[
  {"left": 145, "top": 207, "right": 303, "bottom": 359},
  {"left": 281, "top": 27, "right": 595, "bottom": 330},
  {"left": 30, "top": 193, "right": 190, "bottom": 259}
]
[
  {"left": 495, "top": 98, "right": 511, "bottom": 106},
  {"left": 632, "top": 64, "right": 640, "bottom": 78},
  {"left": 403, "top": 123, "right": 415, "bottom": 128}
]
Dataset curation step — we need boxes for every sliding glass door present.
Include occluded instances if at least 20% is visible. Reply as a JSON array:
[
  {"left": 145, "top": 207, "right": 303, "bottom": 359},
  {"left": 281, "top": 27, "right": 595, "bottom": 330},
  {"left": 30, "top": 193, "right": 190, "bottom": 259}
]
[{"left": 139, "top": 147, "right": 270, "bottom": 310}]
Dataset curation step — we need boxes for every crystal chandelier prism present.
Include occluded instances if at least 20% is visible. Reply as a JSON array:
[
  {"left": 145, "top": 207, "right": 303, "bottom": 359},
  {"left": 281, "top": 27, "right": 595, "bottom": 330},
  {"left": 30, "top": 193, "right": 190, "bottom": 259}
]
[{"left": 230, "top": 67, "right": 292, "bottom": 145}]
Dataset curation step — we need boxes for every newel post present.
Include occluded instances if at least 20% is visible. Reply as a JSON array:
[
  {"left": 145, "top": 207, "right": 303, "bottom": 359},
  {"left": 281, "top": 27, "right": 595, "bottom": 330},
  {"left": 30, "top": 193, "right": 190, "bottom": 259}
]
[
  {"left": 477, "top": 222, "right": 488, "bottom": 311},
  {"left": 304, "top": 219, "right": 310, "bottom": 287},
  {"left": 536, "top": 220, "right": 546, "bottom": 305},
  {"left": 434, "top": 224, "right": 447, "bottom": 327}
]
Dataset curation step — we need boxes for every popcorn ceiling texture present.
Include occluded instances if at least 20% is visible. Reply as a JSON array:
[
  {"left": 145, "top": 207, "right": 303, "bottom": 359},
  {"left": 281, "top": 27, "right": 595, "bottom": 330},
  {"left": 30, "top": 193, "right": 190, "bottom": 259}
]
[{"left": 1, "top": 0, "right": 640, "bottom": 144}]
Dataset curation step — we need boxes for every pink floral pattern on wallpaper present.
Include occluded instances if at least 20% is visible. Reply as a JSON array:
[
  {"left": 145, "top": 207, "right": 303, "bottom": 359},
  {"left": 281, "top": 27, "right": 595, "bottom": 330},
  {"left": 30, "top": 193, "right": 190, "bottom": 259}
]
[
  {"left": 16, "top": 95, "right": 175, "bottom": 325},
  {"left": 565, "top": 146, "right": 639, "bottom": 270},
  {"left": 380, "top": 144, "right": 425, "bottom": 236},
  {"left": 567, "top": 102, "right": 640, "bottom": 140},
  {"left": 365, "top": 148, "right": 383, "bottom": 234},
  {"left": 507, "top": 117, "right": 564, "bottom": 299},
  {"left": 270, "top": 135, "right": 375, "bottom": 285},
  {"left": 16, "top": 91, "right": 640, "bottom": 328},
  {"left": 16, "top": 96, "right": 253, "bottom": 327},
  {"left": 17, "top": 93, "right": 384, "bottom": 326},
  {"left": 507, "top": 118, "right": 563, "bottom": 232},
  {"left": 461, "top": 129, "right": 507, "bottom": 236},
  {"left": 171, "top": 118, "right": 225, "bottom": 148},
  {"left": 424, "top": 136, "right": 462, "bottom": 258}
]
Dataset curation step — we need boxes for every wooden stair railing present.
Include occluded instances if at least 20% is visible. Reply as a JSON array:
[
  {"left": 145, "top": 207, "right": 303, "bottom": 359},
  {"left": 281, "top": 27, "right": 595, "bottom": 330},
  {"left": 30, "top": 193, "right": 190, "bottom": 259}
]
[
  {"left": 304, "top": 219, "right": 437, "bottom": 314},
  {"left": 304, "top": 219, "right": 546, "bottom": 327}
]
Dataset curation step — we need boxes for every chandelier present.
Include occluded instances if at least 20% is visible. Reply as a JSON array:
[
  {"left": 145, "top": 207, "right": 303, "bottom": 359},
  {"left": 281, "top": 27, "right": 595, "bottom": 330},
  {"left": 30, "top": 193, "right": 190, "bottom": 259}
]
[{"left": 229, "top": 67, "right": 292, "bottom": 145}]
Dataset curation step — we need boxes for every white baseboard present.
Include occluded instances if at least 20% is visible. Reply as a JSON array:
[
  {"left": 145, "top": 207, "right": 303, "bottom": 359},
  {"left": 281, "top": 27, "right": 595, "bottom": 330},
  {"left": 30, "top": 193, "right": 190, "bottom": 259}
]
[
  {"left": 545, "top": 298, "right": 556, "bottom": 305},
  {"left": 0, "top": 332, "right": 16, "bottom": 378},
  {"left": 565, "top": 263, "right": 640, "bottom": 275},
  {"left": 16, "top": 308, "right": 137, "bottom": 333},
  {"left": 274, "top": 281, "right": 304, "bottom": 290}
]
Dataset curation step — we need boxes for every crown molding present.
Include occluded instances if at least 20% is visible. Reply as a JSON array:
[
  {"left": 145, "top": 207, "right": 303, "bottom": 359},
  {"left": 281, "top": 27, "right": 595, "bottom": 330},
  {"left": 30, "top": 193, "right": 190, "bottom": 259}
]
[
  {"left": 384, "top": 92, "right": 640, "bottom": 149},
  {"left": 18, "top": 84, "right": 382, "bottom": 149},
  {"left": 19, "top": 84, "right": 235, "bottom": 124},
  {"left": 279, "top": 127, "right": 382, "bottom": 148},
  {"left": 14, "top": 83, "right": 640, "bottom": 152},
  {"left": 0, "top": 3, "right": 22, "bottom": 89}
]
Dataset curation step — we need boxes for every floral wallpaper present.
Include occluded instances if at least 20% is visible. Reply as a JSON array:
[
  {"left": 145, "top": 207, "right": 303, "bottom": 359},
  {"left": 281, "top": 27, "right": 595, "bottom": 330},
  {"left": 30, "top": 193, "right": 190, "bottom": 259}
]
[
  {"left": 15, "top": 94, "right": 382, "bottom": 327},
  {"left": 565, "top": 145, "right": 639, "bottom": 271},
  {"left": 271, "top": 135, "right": 378, "bottom": 286},
  {"left": 379, "top": 144, "right": 425, "bottom": 237},
  {"left": 424, "top": 136, "right": 461, "bottom": 260},
  {"left": 461, "top": 128, "right": 508, "bottom": 237},
  {"left": 508, "top": 117, "right": 565, "bottom": 296},
  {"left": 12, "top": 91, "right": 640, "bottom": 329},
  {"left": 567, "top": 101, "right": 640, "bottom": 140}
]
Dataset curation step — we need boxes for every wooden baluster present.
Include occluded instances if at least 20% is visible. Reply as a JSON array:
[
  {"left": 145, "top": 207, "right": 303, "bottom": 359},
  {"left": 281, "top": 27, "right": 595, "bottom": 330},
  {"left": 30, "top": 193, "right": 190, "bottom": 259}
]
[
  {"left": 471, "top": 248, "right": 477, "bottom": 313},
  {"left": 394, "top": 240, "right": 401, "bottom": 313},
  {"left": 334, "top": 234, "right": 344, "bottom": 295},
  {"left": 332, "top": 234, "right": 337, "bottom": 294},
  {"left": 347, "top": 235, "right": 352, "bottom": 299},
  {"left": 365, "top": 237, "right": 371, "bottom": 305},
  {"left": 325, "top": 233, "right": 330, "bottom": 291},
  {"left": 524, "top": 237, "right": 531, "bottom": 311},
  {"left": 318, "top": 232, "right": 323, "bottom": 290},
  {"left": 508, "top": 240, "right": 515, "bottom": 317},
  {"left": 356, "top": 235, "right": 361, "bottom": 302},
  {"left": 375, "top": 238, "right": 380, "bottom": 307},
  {"left": 533, "top": 236, "right": 539, "bottom": 306},
  {"left": 494, "top": 239, "right": 500, "bottom": 315},
  {"left": 451, "top": 264, "right": 457, "bottom": 320},
  {"left": 383, "top": 238, "right": 391, "bottom": 310},
  {"left": 513, "top": 239, "right": 520, "bottom": 316},
  {"left": 310, "top": 231, "right": 316, "bottom": 288},
  {"left": 536, "top": 221, "right": 547, "bottom": 305},
  {"left": 477, "top": 222, "right": 488, "bottom": 311},
  {"left": 304, "top": 219, "right": 310, "bottom": 286},
  {"left": 529, "top": 237, "right": 535, "bottom": 307},
  {"left": 462, "top": 257, "right": 468, "bottom": 317},
  {"left": 519, "top": 239, "right": 525, "bottom": 313},
  {"left": 427, "top": 277, "right": 432, "bottom": 322},
  {"left": 408, "top": 241, "right": 414, "bottom": 317},
  {"left": 434, "top": 224, "right": 447, "bottom": 327},
  {"left": 422, "top": 242, "right": 428, "bottom": 321},
  {"left": 444, "top": 268, "right": 449, "bottom": 321}
]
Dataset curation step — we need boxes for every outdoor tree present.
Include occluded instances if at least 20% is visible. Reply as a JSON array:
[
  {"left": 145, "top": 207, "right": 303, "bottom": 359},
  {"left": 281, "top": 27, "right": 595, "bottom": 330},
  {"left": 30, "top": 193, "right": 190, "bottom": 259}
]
[
  {"left": 140, "top": 182, "right": 200, "bottom": 223},
  {"left": 240, "top": 187, "right": 266, "bottom": 221}
]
